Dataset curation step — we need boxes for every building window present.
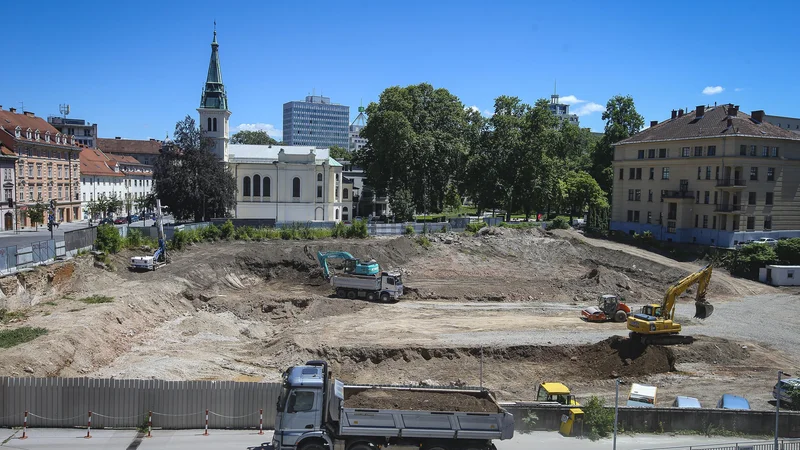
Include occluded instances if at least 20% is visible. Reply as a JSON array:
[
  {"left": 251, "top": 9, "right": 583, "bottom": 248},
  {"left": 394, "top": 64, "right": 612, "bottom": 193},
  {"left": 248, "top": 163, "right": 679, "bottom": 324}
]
[
  {"left": 648, "top": 149, "right": 655, "bottom": 158},
  {"left": 767, "top": 168, "right": 774, "bottom": 181},
  {"left": 702, "top": 215, "right": 708, "bottom": 229},
  {"left": 668, "top": 203, "right": 677, "bottom": 220},
  {"left": 705, "top": 166, "right": 711, "bottom": 180},
  {"left": 637, "top": 150, "right": 644, "bottom": 159},
  {"left": 317, "top": 185, "right": 323, "bottom": 199},
  {"left": 263, "top": 177, "right": 270, "bottom": 197},
  {"left": 694, "top": 146, "right": 703, "bottom": 156},
  {"left": 242, "top": 176, "right": 251, "bottom": 197},
  {"left": 207, "top": 118, "right": 212, "bottom": 131},
  {"left": 293, "top": 177, "right": 301, "bottom": 198},
  {"left": 646, "top": 212, "right": 652, "bottom": 224},
  {"left": 748, "top": 192, "right": 756, "bottom": 205},
  {"left": 37, "top": 165, "right": 41, "bottom": 178},
  {"left": 704, "top": 191, "right": 709, "bottom": 204},
  {"left": 636, "top": 168, "right": 642, "bottom": 180},
  {"left": 681, "top": 147, "right": 690, "bottom": 157},
  {"left": 629, "top": 168, "right": 635, "bottom": 180},
  {"left": 714, "top": 191, "right": 718, "bottom": 204},
  {"left": 317, "top": 173, "right": 323, "bottom": 182},
  {"left": 634, "top": 189, "right": 641, "bottom": 201},
  {"left": 633, "top": 211, "right": 640, "bottom": 222},
  {"left": 649, "top": 168, "right": 654, "bottom": 180},
  {"left": 697, "top": 167, "right": 701, "bottom": 180},
  {"left": 628, "top": 189, "right": 634, "bottom": 201},
  {"left": 771, "top": 147, "right": 779, "bottom": 157},
  {"left": 695, "top": 190, "right": 700, "bottom": 204},
  {"left": 695, "top": 215, "right": 699, "bottom": 228},
  {"left": 661, "top": 167, "right": 670, "bottom": 180},
  {"left": 659, "top": 148, "right": 667, "bottom": 158},
  {"left": 707, "top": 146, "right": 716, "bottom": 156},
  {"left": 342, "top": 207, "right": 349, "bottom": 221},
  {"left": 745, "top": 216, "right": 754, "bottom": 231},
  {"left": 788, "top": 270, "right": 795, "bottom": 279},
  {"left": 627, "top": 210, "right": 633, "bottom": 222},
  {"left": 739, "top": 145, "right": 747, "bottom": 156},
  {"left": 619, "top": 168, "right": 624, "bottom": 180},
  {"left": 750, "top": 145, "right": 757, "bottom": 156},
  {"left": 750, "top": 167, "right": 758, "bottom": 181},
  {"left": 343, "top": 188, "right": 349, "bottom": 199},
  {"left": 766, "top": 192, "right": 773, "bottom": 205},
  {"left": 715, "top": 166, "right": 719, "bottom": 180},
  {"left": 253, "top": 174, "right": 261, "bottom": 197},
  {"left": 712, "top": 216, "right": 717, "bottom": 229},
  {"left": 667, "top": 220, "right": 676, "bottom": 233},
  {"left": 648, "top": 189, "right": 653, "bottom": 202},
  {"left": 213, "top": 117, "right": 217, "bottom": 132}
]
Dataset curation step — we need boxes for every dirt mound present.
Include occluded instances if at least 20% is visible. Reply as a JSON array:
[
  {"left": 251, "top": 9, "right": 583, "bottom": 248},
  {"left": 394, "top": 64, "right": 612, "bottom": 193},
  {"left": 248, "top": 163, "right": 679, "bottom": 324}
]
[
  {"left": 670, "top": 336, "right": 751, "bottom": 365},
  {"left": 345, "top": 388, "right": 499, "bottom": 412}
]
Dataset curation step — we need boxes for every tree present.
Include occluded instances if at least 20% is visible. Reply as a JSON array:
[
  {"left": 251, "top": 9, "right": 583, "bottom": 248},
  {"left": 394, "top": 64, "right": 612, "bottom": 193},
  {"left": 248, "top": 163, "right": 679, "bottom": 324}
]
[
  {"left": 154, "top": 116, "right": 237, "bottom": 222},
  {"left": 583, "top": 396, "right": 614, "bottom": 440},
  {"left": 775, "top": 238, "right": 800, "bottom": 265},
  {"left": 730, "top": 243, "right": 778, "bottom": 278},
  {"left": 592, "top": 95, "right": 644, "bottom": 193},
  {"left": 562, "top": 171, "right": 608, "bottom": 221},
  {"left": 329, "top": 145, "right": 352, "bottom": 160},
  {"left": 24, "top": 199, "right": 47, "bottom": 230},
  {"left": 85, "top": 199, "right": 103, "bottom": 220},
  {"left": 354, "top": 83, "right": 471, "bottom": 217},
  {"left": 443, "top": 183, "right": 462, "bottom": 213},
  {"left": 230, "top": 130, "right": 278, "bottom": 145},
  {"left": 135, "top": 193, "right": 157, "bottom": 214},
  {"left": 104, "top": 193, "right": 123, "bottom": 217}
]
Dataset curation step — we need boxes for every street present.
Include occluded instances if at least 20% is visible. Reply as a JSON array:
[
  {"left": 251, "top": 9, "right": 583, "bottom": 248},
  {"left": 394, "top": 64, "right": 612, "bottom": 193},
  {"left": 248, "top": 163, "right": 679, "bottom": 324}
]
[
  {"left": 0, "top": 217, "right": 173, "bottom": 249},
  {"left": 0, "top": 429, "right": 763, "bottom": 450}
]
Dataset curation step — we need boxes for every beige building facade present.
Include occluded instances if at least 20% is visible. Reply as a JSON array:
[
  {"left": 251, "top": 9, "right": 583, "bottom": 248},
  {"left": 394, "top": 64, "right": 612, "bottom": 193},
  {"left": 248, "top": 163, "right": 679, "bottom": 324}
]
[{"left": 612, "top": 104, "right": 800, "bottom": 246}]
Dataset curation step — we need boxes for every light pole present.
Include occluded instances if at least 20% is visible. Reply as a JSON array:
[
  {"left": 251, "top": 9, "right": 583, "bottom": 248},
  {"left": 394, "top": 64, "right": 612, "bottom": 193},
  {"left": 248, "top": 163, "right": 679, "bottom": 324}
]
[
  {"left": 776, "top": 370, "right": 791, "bottom": 450},
  {"left": 613, "top": 378, "right": 623, "bottom": 450}
]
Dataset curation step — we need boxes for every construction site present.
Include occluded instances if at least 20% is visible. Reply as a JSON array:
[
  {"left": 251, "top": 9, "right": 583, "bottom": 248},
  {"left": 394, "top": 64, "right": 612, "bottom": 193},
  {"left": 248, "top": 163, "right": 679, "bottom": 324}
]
[{"left": 0, "top": 227, "right": 797, "bottom": 411}]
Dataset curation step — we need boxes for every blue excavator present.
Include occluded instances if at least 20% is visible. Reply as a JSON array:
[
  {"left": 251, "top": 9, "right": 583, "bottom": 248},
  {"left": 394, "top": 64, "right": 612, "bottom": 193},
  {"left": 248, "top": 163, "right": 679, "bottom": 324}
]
[{"left": 316, "top": 251, "right": 379, "bottom": 279}]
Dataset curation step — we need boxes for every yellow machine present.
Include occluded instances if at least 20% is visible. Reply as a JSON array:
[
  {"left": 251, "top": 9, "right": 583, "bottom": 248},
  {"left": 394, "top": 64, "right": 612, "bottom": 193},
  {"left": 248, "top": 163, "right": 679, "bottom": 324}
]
[
  {"left": 536, "top": 382, "right": 584, "bottom": 437},
  {"left": 627, "top": 264, "right": 714, "bottom": 345}
]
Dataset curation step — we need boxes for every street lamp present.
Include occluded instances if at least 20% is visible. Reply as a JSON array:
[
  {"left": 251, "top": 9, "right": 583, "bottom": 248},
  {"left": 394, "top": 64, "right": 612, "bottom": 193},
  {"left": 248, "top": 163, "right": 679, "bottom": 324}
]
[
  {"left": 776, "top": 370, "right": 791, "bottom": 450},
  {"left": 613, "top": 378, "right": 626, "bottom": 450}
]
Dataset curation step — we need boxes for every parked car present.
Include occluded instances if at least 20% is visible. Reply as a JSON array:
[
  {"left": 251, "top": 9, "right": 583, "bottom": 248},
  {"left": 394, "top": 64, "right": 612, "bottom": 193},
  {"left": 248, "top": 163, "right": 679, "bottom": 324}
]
[
  {"left": 99, "top": 217, "right": 113, "bottom": 225},
  {"left": 717, "top": 394, "right": 750, "bottom": 410},
  {"left": 130, "top": 214, "right": 139, "bottom": 222},
  {"left": 773, "top": 378, "right": 800, "bottom": 406},
  {"left": 673, "top": 396, "right": 702, "bottom": 408},
  {"left": 627, "top": 383, "right": 657, "bottom": 408},
  {"left": 757, "top": 237, "right": 778, "bottom": 246},
  {"left": 113, "top": 217, "right": 126, "bottom": 225}
]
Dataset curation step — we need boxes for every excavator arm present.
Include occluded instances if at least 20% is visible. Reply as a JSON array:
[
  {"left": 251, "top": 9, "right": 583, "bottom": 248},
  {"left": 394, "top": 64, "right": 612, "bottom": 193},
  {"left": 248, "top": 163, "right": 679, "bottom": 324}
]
[
  {"left": 660, "top": 264, "right": 714, "bottom": 320},
  {"left": 317, "top": 251, "right": 357, "bottom": 279}
]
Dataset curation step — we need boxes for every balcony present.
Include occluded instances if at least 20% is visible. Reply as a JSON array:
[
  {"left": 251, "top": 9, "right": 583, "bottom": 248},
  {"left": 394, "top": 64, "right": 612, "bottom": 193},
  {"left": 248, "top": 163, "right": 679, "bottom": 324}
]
[
  {"left": 714, "top": 204, "right": 742, "bottom": 213},
  {"left": 716, "top": 179, "right": 746, "bottom": 188},
  {"left": 661, "top": 190, "right": 694, "bottom": 199}
]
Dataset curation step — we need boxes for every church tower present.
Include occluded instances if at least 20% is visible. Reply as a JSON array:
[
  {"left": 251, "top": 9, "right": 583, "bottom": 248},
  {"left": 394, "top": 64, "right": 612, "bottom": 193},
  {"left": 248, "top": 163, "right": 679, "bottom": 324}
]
[{"left": 198, "top": 27, "right": 231, "bottom": 162}]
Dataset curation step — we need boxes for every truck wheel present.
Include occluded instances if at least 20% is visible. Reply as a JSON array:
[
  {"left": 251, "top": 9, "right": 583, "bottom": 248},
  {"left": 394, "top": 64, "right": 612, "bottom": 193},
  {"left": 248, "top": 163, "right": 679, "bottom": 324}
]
[
  {"left": 614, "top": 310, "right": 628, "bottom": 322},
  {"left": 380, "top": 292, "right": 391, "bottom": 303},
  {"left": 348, "top": 444, "right": 373, "bottom": 450},
  {"left": 300, "top": 443, "right": 326, "bottom": 450},
  {"left": 347, "top": 290, "right": 357, "bottom": 300},
  {"left": 336, "top": 288, "right": 346, "bottom": 298}
]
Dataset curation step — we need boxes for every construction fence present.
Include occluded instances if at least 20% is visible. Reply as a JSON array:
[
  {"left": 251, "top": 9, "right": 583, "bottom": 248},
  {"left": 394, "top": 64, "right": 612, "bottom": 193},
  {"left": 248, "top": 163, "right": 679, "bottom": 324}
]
[
  {"left": 636, "top": 439, "right": 800, "bottom": 450},
  {"left": 0, "top": 239, "right": 70, "bottom": 276},
  {"left": 0, "top": 377, "right": 282, "bottom": 430}
]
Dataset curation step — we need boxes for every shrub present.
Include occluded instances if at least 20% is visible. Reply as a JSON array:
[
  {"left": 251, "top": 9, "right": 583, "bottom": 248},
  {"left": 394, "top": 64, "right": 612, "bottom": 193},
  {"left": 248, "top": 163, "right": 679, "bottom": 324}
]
[
  {"left": 79, "top": 295, "right": 114, "bottom": 304},
  {"left": 404, "top": 225, "right": 415, "bottom": 235},
  {"left": 171, "top": 230, "right": 189, "bottom": 250},
  {"left": 346, "top": 219, "right": 368, "bottom": 239},
  {"left": 220, "top": 220, "right": 235, "bottom": 240},
  {"left": 332, "top": 222, "right": 348, "bottom": 238},
  {"left": 95, "top": 224, "right": 123, "bottom": 253},
  {"left": 465, "top": 222, "right": 486, "bottom": 233},
  {"left": 730, "top": 243, "right": 778, "bottom": 278},
  {"left": 415, "top": 235, "right": 431, "bottom": 249},
  {"left": 776, "top": 238, "right": 800, "bottom": 265},
  {"left": 440, "top": 225, "right": 447, "bottom": 233},
  {"left": 583, "top": 396, "right": 614, "bottom": 441},
  {"left": 202, "top": 223, "right": 221, "bottom": 241},
  {"left": 0, "top": 327, "right": 48, "bottom": 349},
  {"left": 236, "top": 225, "right": 256, "bottom": 241},
  {"left": 125, "top": 228, "right": 143, "bottom": 249},
  {"left": 549, "top": 217, "right": 570, "bottom": 230}
]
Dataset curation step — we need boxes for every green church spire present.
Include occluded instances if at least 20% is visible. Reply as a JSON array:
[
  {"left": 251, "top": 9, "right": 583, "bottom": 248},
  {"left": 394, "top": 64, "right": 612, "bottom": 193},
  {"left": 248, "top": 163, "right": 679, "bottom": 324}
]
[{"left": 200, "top": 26, "right": 228, "bottom": 110}]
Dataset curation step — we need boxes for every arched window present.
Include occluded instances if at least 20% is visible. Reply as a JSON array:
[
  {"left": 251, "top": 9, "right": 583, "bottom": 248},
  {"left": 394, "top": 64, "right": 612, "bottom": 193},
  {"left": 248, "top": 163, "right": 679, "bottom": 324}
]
[
  {"left": 207, "top": 118, "right": 212, "bottom": 131},
  {"left": 213, "top": 117, "right": 217, "bottom": 131},
  {"left": 263, "top": 177, "right": 271, "bottom": 198},
  {"left": 342, "top": 207, "right": 349, "bottom": 221},
  {"left": 317, "top": 173, "right": 322, "bottom": 182},
  {"left": 343, "top": 188, "right": 349, "bottom": 199},
  {"left": 243, "top": 176, "right": 251, "bottom": 197},
  {"left": 292, "top": 177, "right": 301, "bottom": 198},
  {"left": 253, "top": 174, "right": 261, "bottom": 197},
  {"left": 335, "top": 209, "right": 340, "bottom": 220}
]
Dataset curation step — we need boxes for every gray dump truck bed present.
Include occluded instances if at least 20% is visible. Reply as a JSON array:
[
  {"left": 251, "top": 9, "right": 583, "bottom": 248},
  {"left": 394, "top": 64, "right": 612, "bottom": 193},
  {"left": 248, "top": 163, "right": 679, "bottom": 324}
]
[{"left": 333, "top": 386, "right": 514, "bottom": 441}]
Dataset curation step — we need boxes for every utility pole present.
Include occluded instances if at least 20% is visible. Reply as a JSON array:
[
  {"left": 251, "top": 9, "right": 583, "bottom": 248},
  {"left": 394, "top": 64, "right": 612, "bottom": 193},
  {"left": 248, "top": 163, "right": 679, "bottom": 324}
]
[
  {"left": 776, "top": 370, "right": 791, "bottom": 450},
  {"left": 613, "top": 378, "right": 620, "bottom": 450}
]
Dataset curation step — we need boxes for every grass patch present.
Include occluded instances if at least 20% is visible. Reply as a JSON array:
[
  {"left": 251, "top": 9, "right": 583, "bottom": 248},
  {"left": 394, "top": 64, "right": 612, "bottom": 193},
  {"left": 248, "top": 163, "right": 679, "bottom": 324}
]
[
  {"left": 0, "top": 327, "right": 48, "bottom": 348},
  {"left": 62, "top": 294, "right": 75, "bottom": 301},
  {"left": 500, "top": 221, "right": 541, "bottom": 229},
  {"left": 43, "top": 301, "right": 57, "bottom": 306},
  {"left": 415, "top": 235, "right": 431, "bottom": 249},
  {"left": 79, "top": 295, "right": 114, "bottom": 304},
  {"left": 67, "top": 308, "right": 84, "bottom": 312}
]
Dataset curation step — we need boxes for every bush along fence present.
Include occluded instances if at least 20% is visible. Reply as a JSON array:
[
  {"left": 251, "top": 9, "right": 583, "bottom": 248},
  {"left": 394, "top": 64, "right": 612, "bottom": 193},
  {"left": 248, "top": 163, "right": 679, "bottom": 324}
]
[{"left": 0, "top": 377, "right": 282, "bottom": 431}]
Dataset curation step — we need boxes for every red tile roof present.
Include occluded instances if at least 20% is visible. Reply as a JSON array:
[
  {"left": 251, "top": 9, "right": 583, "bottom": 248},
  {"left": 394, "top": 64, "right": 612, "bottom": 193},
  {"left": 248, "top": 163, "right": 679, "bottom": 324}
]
[
  {"left": 97, "top": 137, "right": 162, "bottom": 155},
  {"left": 0, "top": 109, "right": 80, "bottom": 151},
  {"left": 79, "top": 148, "right": 123, "bottom": 177},
  {"left": 616, "top": 104, "right": 800, "bottom": 146}
]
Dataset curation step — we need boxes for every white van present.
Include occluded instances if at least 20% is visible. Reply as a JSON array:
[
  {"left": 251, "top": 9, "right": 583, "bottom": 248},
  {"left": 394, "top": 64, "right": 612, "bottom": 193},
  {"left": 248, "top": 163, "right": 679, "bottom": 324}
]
[{"left": 627, "top": 383, "right": 657, "bottom": 407}]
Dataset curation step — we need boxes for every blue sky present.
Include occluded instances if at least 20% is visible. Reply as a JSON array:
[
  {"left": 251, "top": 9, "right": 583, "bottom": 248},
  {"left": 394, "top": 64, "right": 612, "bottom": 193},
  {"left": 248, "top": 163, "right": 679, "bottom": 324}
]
[{"left": 3, "top": 0, "right": 798, "bottom": 140}]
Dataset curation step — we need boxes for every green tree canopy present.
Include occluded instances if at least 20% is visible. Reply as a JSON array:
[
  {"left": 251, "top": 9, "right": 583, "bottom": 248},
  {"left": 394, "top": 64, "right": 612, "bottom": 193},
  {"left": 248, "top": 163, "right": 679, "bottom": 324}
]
[
  {"left": 354, "top": 83, "right": 471, "bottom": 216},
  {"left": 24, "top": 199, "right": 47, "bottom": 230},
  {"left": 230, "top": 130, "right": 278, "bottom": 145},
  {"left": 562, "top": 170, "right": 608, "bottom": 220},
  {"left": 592, "top": 95, "right": 644, "bottom": 193},
  {"left": 154, "top": 116, "right": 237, "bottom": 222},
  {"left": 329, "top": 146, "right": 352, "bottom": 160}
]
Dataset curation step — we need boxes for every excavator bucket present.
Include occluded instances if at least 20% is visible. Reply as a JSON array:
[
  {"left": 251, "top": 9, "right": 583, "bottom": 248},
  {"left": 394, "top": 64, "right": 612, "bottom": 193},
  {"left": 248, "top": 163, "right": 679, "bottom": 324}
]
[{"left": 694, "top": 301, "right": 714, "bottom": 319}]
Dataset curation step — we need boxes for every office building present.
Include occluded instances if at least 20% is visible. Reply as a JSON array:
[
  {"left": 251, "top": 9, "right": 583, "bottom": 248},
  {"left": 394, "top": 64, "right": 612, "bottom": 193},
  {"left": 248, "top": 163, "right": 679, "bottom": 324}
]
[
  {"left": 47, "top": 116, "right": 98, "bottom": 148},
  {"left": 611, "top": 104, "right": 800, "bottom": 247},
  {"left": 283, "top": 95, "right": 349, "bottom": 148}
]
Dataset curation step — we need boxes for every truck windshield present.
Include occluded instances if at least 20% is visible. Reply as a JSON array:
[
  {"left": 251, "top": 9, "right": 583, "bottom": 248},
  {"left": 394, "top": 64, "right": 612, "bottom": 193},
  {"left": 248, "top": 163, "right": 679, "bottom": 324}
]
[{"left": 395, "top": 275, "right": 402, "bottom": 285}]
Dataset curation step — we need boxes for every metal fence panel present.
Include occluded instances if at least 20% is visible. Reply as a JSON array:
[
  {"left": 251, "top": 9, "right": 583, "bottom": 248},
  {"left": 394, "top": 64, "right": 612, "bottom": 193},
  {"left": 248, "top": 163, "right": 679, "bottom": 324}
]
[
  {"left": 64, "top": 227, "right": 97, "bottom": 252},
  {"left": 0, "top": 376, "right": 282, "bottom": 429}
]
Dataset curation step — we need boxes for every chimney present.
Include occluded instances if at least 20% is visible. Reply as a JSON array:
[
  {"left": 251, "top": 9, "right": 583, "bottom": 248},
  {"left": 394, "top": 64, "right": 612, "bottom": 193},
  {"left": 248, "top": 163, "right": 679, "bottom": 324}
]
[
  {"left": 650, "top": 120, "right": 658, "bottom": 127},
  {"left": 727, "top": 118, "right": 733, "bottom": 128},
  {"left": 671, "top": 110, "right": 677, "bottom": 119},
  {"left": 696, "top": 105, "right": 705, "bottom": 117},
  {"left": 751, "top": 110, "right": 765, "bottom": 123},
  {"left": 24, "top": 111, "right": 35, "bottom": 118},
  {"left": 9, "top": 107, "right": 16, "bottom": 113},
  {"left": 678, "top": 109, "right": 684, "bottom": 118}
]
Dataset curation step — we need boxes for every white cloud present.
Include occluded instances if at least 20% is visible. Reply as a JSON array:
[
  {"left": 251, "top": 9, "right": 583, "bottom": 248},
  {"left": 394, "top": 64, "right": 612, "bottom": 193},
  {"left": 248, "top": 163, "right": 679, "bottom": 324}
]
[
  {"left": 573, "top": 102, "right": 606, "bottom": 116},
  {"left": 483, "top": 109, "right": 493, "bottom": 117},
  {"left": 234, "top": 123, "right": 282, "bottom": 140},
  {"left": 702, "top": 86, "right": 724, "bottom": 95},
  {"left": 467, "top": 105, "right": 493, "bottom": 117},
  {"left": 556, "top": 95, "right": 586, "bottom": 105},
  {"left": 734, "top": 87, "right": 745, "bottom": 92},
  {"left": 468, "top": 105, "right": 480, "bottom": 113}
]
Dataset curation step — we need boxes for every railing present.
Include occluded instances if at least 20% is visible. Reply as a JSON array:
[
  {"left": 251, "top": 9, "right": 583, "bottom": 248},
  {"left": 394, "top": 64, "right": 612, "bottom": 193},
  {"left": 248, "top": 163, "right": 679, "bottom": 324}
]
[
  {"left": 716, "top": 178, "right": 747, "bottom": 187},
  {"left": 715, "top": 204, "right": 742, "bottom": 212},
  {"left": 661, "top": 190, "right": 695, "bottom": 199}
]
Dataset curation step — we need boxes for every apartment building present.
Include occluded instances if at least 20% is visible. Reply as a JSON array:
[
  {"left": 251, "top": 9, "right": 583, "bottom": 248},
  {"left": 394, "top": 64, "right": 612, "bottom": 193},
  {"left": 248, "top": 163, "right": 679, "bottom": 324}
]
[
  {"left": 79, "top": 148, "right": 153, "bottom": 219},
  {"left": 611, "top": 104, "right": 800, "bottom": 247},
  {"left": 96, "top": 137, "right": 163, "bottom": 166},
  {"left": 0, "top": 107, "right": 82, "bottom": 227}
]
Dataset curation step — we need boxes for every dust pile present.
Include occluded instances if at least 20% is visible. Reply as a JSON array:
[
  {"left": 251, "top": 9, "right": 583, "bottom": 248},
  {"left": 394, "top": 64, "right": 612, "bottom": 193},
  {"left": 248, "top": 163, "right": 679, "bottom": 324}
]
[{"left": 345, "top": 388, "right": 499, "bottom": 413}]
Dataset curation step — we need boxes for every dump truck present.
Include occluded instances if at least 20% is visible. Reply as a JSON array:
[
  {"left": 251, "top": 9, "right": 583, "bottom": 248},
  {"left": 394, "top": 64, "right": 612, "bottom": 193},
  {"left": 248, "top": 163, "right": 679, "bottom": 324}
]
[
  {"left": 317, "top": 251, "right": 403, "bottom": 302},
  {"left": 271, "top": 360, "right": 514, "bottom": 450}
]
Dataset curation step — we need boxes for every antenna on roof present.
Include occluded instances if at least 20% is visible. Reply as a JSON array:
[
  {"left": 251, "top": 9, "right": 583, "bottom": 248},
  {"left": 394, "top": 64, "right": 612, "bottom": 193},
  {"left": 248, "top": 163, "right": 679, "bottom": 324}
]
[
  {"left": 19, "top": 101, "right": 24, "bottom": 113},
  {"left": 59, "top": 104, "right": 70, "bottom": 118}
]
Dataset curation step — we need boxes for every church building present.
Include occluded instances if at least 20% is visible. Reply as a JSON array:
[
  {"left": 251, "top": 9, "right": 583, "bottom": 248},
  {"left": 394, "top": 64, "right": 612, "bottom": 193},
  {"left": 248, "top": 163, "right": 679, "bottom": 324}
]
[{"left": 196, "top": 29, "right": 344, "bottom": 222}]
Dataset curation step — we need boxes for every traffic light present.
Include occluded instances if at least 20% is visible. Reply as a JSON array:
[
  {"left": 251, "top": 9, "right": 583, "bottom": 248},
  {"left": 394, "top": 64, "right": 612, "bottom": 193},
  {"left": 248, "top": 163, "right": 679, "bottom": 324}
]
[{"left": 47, "top": 222, "right": 52, "bottom": 232}]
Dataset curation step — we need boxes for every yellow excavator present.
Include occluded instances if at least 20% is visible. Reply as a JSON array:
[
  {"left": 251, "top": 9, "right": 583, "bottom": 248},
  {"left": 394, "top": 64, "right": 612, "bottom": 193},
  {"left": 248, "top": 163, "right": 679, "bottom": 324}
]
[{"left": 627, "top": 264, "right": 714, "bottom": 345}]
